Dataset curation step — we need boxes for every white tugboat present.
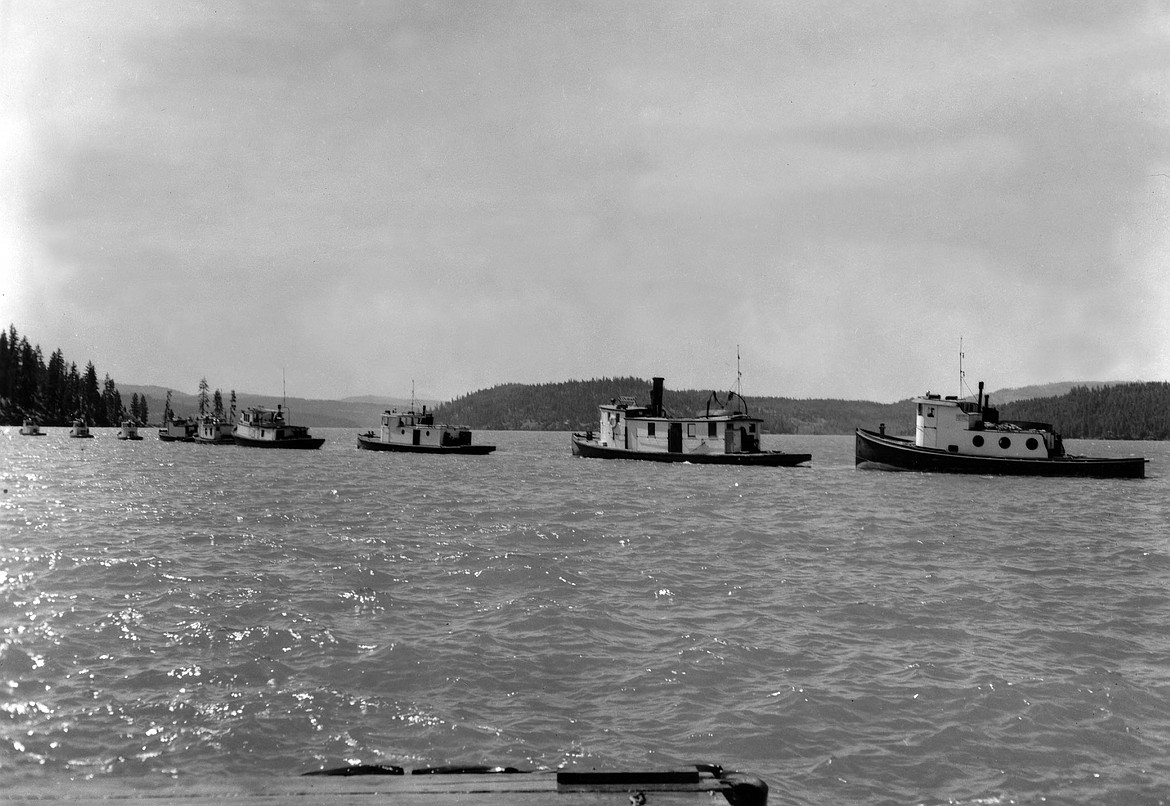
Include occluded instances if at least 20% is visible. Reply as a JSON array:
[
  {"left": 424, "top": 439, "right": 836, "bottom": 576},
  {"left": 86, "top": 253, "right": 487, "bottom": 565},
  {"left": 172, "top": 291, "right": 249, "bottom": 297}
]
[
  {"left": 855, "top": 381, "right": 1147, "bottom": 478},
  {"left": 158, "top": 416, "right": 197, "bottom": 442},
  {"left": 232, "top": 404, "right": 324, "bottom": 449},
  {"left": 116, "top": 420, "right": 144, "bottom": 440},
  {"left": 357, "top": 406, "right": 495, "bottom": 455},
  {"left": 69, "top": 418, "right": 93, "bottom": 438},
  {"left": 19, "top": 417, "right": 45, "bottom": 436},
  {"left": 195, "top": 414, "right": 235, "bottom": 444},
  {"left": 571, "top": 377, "right": 811, "bottom": 467}
]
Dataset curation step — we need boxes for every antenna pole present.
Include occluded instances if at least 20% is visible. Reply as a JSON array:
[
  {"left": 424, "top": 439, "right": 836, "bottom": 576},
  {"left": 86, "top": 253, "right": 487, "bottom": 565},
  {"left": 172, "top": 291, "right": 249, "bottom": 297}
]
[
  {"left": 735, "top": 345, "right": 742, "bottom": 397},
  {"left": 959, "top": 337, "right": 964, "bottom": 398}
]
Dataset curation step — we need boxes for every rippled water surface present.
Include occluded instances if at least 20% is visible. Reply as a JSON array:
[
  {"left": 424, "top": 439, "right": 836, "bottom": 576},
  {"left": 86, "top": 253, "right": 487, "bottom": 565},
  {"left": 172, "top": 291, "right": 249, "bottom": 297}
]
[{"left": 2, "top": 428, "right": 1168, "bottom": 804}]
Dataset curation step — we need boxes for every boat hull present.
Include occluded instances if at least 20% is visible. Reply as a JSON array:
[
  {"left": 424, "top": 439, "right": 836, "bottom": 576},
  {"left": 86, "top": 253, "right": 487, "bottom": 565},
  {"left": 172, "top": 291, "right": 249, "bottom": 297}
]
[
  {"left": 571, "top": 434, "right": 810, "bottom": 467},
  {"left": 234, "top": 434, "right": 324, "bottom": 449},
  {"left": 855, "top": 428, "right": 1146, "bottom": 478},
  {"left": 357, "top": 434, "right": 495, "bottom": 454}
]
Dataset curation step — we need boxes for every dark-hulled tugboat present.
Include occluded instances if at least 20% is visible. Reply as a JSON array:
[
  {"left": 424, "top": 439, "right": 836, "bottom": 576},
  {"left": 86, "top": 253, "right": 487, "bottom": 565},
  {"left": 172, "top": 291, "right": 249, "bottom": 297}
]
[
  {"left": 855, "top": 381, "right": 1146, "bottom": 478},
  {"left": 232, "top": 404, "right": 324, "bottom": 449},
  {"left": 357, "top": 406, "right": 495, "bottom": 454},
  {"left": 571, "top": 377, "right": 811, "bottom": 467}
]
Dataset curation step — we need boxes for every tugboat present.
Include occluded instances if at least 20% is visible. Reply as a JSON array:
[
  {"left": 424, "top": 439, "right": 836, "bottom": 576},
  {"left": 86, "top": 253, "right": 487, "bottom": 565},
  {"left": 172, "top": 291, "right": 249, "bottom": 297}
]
[
  {"left": 571, "top": 377, "right": 811, "bottom": 467},
  {"left": 855, "top": 381, "right": 1147, "bottom": 478},
  {"left": 116, "top": 420, "right": 144, "bottom": 440},
  {"left": 232, "top": 404, "right": 324, "bottom": 449},
  {"left": 195, "top": 414, "right": 235, "bottom": 444},
  {"left": 19, "top": 417, "right": 45, "bottom": 436},
  {"left": 158, "top": 416, "right": 197, "bottom": 442},
  {"left": 69, "top": 418, "right": 93, "bottom": 438},
  {"left": 357, "top": 405, "right": 495, "bottom": 454}
]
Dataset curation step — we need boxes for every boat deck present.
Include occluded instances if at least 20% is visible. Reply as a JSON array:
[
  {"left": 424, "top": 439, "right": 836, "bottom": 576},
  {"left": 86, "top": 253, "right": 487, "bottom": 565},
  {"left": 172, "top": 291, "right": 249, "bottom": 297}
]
[{"left": 6, "top": 767, "right": 767, "bottom": 806}]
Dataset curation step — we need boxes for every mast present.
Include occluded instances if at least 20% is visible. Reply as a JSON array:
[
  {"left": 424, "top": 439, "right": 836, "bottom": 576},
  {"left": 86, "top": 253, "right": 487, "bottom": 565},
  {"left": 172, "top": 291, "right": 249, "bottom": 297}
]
[
  {"left": 735, "top": 344, "right": 743, "bottom": 397},
  {"left": 959, "top": 337, "right": 965, "bottom": 398}
]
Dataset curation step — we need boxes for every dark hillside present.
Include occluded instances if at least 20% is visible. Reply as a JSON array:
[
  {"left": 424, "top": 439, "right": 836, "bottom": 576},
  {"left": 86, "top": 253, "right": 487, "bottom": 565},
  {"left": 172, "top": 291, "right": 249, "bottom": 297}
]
[
  {"left": 432, "top": 378, "right": 910, "bottom": 434},
  {"left": 999, "top": 382, "right": 1170, "bottom": 440}
]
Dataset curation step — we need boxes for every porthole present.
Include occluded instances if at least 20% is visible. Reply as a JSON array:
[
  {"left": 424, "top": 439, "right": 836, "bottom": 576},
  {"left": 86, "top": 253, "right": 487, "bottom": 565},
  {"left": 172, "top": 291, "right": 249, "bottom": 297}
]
[
  {"left": 999, "top": 436, "right": 1011, "bottom": 449},
  {"left": 1026, "top": 437, "right": 1039, "bottom": 451},
  {"left": 972, "top": 435, "right": 984, "bottom": 447}
]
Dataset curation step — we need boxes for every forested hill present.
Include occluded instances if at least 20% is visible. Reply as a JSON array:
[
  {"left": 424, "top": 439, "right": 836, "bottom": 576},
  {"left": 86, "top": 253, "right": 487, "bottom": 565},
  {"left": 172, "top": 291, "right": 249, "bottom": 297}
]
[
  {"left": 433, "top": 378, "right": 1170, "bottom": 437},
  {"left": 432, "top": 377, "right": 909, "bottom": 434},
  {"left": 998, "top": 382, "right": 1170, "bottom": 440}
]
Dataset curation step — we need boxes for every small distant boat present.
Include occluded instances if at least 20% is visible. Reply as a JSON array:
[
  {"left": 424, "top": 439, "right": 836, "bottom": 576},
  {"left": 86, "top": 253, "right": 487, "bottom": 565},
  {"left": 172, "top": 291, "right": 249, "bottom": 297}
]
[
  {"left": 571, "top": 377, "right": 811, "bottom": 467},
  {"left": 116, "top": 420, "right": 144, "bottom": 440},
  {"left": 357, "top": 406, "right": 496, "bottom": 454},
  {"left": 855, "top": 381, "right": 1147, "bottom": 478},
  {"left": 232, "top": 404, "right": 324, "bottom": 449},
  {"left": 69, "top": 419, "right": 93, "bottom": 438},
  {"left": 195, "top": 414, "right": 235, "bottom": 444},
  {"left": 158, "top": 417, "right": 197, "bottom": 442},
  {"left": 19, "top": 418, "right": 46, "bottom": 436}
]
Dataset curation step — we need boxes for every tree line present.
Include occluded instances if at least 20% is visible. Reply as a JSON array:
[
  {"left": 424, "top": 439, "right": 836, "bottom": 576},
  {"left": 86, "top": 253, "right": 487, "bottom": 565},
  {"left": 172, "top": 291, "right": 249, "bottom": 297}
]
[
  {"left": 999, "top": 382, "right": 1170, "bottom": 440},
  {"left": 6, "top": 321, "right": 1166, "bottom": 437},
  {"left": 432, "top": 377, "right": 909, "bottom": 434},
  {"left": 431, "top": 377, "right": 1170, "bottom": 438},
  {"left": 0, "top": 323, "right": 148, "bottom": 427}
]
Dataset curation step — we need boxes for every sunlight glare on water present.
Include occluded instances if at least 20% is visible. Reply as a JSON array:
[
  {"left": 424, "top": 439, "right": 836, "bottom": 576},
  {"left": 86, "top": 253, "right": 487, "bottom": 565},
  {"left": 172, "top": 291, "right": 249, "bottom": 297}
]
[{"left": 2, "top": 428, "right": 1168, "bottom": 804}]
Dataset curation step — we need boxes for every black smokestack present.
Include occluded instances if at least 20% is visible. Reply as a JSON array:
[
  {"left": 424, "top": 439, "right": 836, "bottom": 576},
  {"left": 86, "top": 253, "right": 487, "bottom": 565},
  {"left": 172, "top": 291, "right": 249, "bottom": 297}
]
[{"left": 651, "top": 377, "right": 664, "bottom": 417}]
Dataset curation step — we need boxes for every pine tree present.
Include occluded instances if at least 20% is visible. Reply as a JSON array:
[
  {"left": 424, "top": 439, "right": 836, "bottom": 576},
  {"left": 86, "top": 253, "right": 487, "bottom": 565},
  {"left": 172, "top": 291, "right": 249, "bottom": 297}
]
[
  {"left": 82, "top": 362, "right": 101, "bottom": 423},
  {"left": 102, "top": 374, "right": 122, "bottom": 426},
  {"left": 198, "top": 377, "right": 210, "bottom": 416},
  {"left": 45, "top": 349, "right": 66, "bottom": 424}
]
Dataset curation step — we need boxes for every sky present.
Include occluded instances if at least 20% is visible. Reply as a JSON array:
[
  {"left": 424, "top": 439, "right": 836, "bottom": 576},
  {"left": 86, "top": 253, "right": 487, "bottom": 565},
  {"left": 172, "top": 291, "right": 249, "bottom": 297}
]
[{"left": 3, "top": 2, "right": 1169, "bottom": 403}]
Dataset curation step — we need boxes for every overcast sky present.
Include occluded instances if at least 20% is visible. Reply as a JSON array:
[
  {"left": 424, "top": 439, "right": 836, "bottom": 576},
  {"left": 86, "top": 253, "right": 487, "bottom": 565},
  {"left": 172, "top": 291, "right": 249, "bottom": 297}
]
[{"left": 3, "top": 2, "right": 1168, "bottom": 402}]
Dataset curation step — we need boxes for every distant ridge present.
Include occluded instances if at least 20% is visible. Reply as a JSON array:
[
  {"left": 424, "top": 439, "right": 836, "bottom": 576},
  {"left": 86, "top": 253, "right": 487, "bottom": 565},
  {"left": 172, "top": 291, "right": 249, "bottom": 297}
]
[
  {"left": 117, "top": 385, "right": 435, "bottom": 428},
  {"left": 987, "top": 381, "right": 1128, "bottom": 404},
  {"left": 340, "top": 394, "right": 428, "bottom": 406}
]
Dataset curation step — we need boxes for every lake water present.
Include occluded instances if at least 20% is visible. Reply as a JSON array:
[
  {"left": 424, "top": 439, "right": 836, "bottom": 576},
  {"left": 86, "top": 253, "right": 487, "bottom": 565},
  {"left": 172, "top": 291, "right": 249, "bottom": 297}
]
[{"left": 2, "top": 428, "right": 1167, "bottom": 805}]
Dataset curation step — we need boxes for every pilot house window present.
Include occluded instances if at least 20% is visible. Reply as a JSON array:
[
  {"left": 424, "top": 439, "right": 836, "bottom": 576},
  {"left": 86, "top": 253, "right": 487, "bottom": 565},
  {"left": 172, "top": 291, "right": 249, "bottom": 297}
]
[
  {"left": 708, "top": 422, "right": 717, "bottom": 437},
  {"left": 647, "top": 423, "right": 656, "bottom": 437}
]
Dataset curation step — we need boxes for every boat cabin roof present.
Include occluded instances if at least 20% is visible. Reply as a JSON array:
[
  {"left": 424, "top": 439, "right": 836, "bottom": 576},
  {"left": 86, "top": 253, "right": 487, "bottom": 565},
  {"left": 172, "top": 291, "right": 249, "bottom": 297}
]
[
  {"left": 599, "top": 401, "right": 760, "bottom": 423},
  {"left": 912, "top": 394, "right": 982, "bottom": 414}
]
